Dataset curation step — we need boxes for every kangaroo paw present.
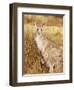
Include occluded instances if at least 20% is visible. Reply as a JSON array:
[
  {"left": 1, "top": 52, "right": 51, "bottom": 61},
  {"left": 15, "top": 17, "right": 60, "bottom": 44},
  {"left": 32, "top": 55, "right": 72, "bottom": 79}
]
[{"left": 41, "top": 59, "right": 45, "bottom": 64}]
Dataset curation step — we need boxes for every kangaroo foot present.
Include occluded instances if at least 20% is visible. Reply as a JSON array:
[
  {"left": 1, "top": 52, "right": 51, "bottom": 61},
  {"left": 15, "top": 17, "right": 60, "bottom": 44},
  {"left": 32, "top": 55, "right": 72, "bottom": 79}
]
[{"left": 49, "top": 65, "right": 54, "bottom": 73}]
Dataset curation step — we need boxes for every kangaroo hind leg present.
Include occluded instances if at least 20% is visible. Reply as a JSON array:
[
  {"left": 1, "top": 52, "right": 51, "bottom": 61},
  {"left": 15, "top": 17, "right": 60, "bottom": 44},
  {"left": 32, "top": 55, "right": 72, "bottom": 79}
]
[{"left": 49, "top": 64, "right": 54, "bottom": 73}]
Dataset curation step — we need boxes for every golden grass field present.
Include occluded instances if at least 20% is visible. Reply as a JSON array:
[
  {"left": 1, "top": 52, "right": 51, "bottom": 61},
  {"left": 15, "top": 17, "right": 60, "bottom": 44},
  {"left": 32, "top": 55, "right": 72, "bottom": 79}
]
[{"left": 23, "top": 15, "right": 63, "bottom": 74}]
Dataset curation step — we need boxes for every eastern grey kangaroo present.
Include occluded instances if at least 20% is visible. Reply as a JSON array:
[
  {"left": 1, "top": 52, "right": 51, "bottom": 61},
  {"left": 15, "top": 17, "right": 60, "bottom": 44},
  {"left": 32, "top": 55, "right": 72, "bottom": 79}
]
[{"left": 34, "top": 23, "right": 62, "bottom": 73}]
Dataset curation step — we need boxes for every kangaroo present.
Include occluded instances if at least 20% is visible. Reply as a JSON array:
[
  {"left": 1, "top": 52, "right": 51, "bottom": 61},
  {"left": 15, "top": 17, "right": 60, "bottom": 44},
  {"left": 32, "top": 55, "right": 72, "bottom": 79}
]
[{"left": 34, "top": 23, "right": 62, "bottom": 73}]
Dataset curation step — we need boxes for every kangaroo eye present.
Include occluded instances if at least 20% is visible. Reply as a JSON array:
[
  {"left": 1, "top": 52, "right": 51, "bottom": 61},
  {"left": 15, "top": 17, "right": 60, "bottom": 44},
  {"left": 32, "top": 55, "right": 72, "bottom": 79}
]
[{"left": 37, "top": 28, "right": 39, "bottom": 31}]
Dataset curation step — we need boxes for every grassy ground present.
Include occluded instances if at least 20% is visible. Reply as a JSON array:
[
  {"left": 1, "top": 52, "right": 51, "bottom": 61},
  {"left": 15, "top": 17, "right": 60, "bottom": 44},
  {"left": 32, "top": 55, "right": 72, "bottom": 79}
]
[{"left": 24, "top": 24, "right": 63, "bottom": 74}]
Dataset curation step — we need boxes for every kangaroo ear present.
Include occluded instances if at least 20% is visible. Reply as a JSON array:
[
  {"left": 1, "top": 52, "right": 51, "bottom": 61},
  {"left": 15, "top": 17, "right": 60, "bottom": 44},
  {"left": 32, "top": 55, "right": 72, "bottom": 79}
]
[
  {"left": 42, "top": 23, "right": 45, "bottom": 27},
  {"left": 32, "top": 22, "right": 36, "bottom": 26}
]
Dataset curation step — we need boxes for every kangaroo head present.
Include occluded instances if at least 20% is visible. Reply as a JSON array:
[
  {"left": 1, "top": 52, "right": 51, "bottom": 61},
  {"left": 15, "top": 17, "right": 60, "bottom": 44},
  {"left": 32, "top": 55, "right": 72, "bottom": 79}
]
[{"left": 34, "top": 22, "right": 44, "bottom": 35}]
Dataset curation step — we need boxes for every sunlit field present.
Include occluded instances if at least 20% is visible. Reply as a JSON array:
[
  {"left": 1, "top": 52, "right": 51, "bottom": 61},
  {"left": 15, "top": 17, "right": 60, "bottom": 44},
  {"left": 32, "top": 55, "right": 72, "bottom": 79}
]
[{"left": 23, "top": 15, "right": 63, "bottom": 74}]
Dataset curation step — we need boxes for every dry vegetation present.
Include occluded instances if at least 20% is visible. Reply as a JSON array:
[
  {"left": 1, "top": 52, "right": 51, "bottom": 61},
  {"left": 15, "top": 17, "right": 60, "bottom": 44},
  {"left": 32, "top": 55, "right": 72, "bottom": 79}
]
[{"left": 23, "top": 15, "right": 63, "bottom": 74}]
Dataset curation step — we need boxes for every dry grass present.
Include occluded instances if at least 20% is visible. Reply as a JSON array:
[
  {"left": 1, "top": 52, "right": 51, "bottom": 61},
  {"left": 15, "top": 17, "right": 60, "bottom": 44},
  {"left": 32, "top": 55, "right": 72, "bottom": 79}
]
[{"left": 23, "top": 24, "right": 63, "bottom": 74}]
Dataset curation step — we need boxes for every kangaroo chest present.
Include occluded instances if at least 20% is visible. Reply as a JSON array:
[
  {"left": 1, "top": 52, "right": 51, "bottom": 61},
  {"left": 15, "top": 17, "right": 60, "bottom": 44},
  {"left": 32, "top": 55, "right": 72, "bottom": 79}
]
[
  {"left": 35, "top": 36, "right": 43, "bottom": 50},
  {"left": 35, "top": 34, "right": 47, "bottom": 51}
]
